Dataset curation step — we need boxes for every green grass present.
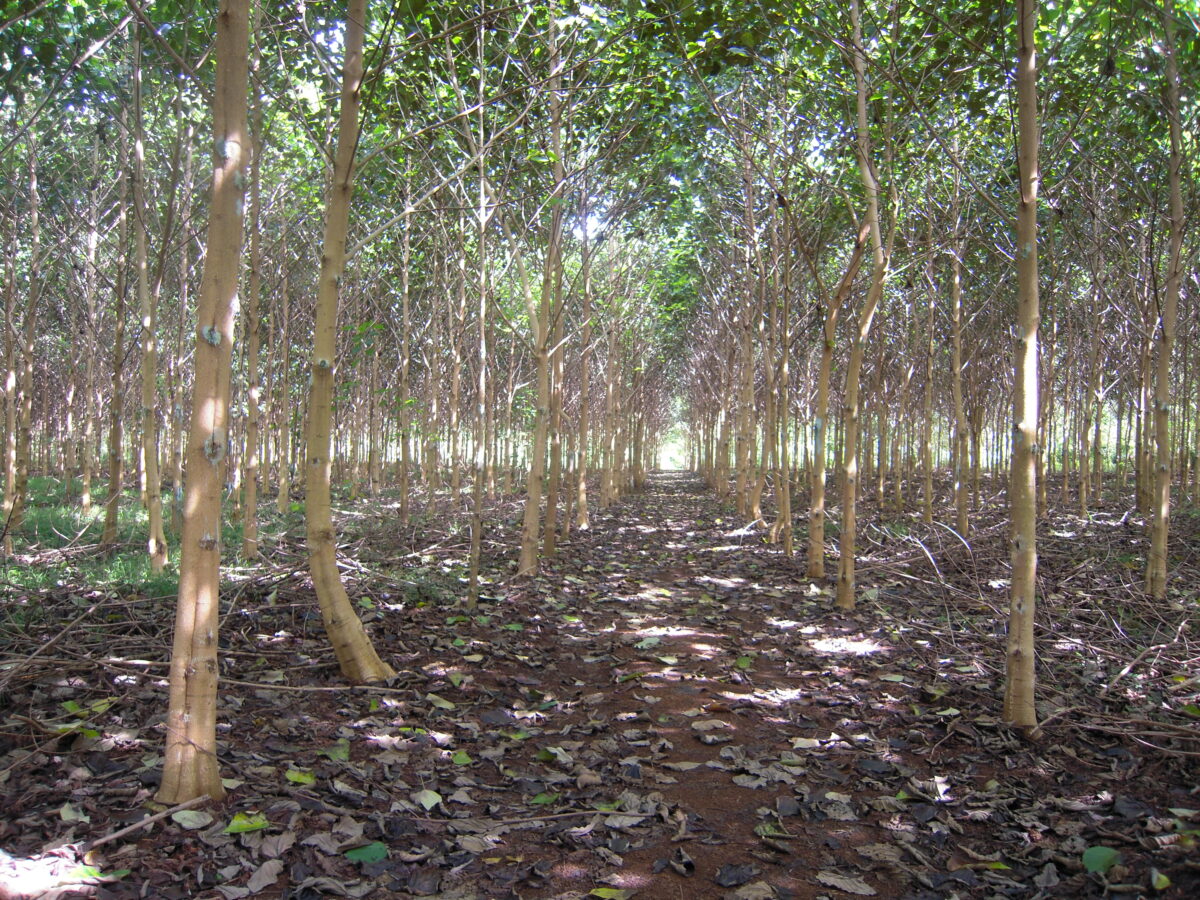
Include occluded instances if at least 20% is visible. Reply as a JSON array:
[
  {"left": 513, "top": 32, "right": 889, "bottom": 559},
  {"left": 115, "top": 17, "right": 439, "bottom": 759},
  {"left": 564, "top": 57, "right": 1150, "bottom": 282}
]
[{"left": 1, "top": 475, "right": 251, "bottom": 599}]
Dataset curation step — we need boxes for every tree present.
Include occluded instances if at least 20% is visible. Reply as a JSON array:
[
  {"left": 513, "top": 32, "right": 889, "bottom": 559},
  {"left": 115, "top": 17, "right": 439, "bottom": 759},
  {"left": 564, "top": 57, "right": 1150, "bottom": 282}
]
[
  {"left": 159, "top": 0, "right": 250, "bottom": 804},
  {"left": 1004, "top": 0, "right": 1040, "bottom": 731},
  {"left": 1146, "top": 0, "right": 1185, "bottom": 601},
  {"left": 304, "top": 0, "right": 396, "bottom": 683}
]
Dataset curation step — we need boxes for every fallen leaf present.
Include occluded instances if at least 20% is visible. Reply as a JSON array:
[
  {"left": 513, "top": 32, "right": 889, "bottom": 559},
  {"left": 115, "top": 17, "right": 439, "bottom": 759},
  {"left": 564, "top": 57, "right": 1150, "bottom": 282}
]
[{"left": 815, "top": 871, "right": 876, "bottom": 895}]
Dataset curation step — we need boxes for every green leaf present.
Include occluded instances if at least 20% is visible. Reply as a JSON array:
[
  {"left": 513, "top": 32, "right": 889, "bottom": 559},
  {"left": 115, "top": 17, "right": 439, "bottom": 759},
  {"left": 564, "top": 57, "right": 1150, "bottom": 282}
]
[
  {"left": 285, "top": 767, "right": 316, "bottom": 785},
  {"left": 452, "top": 750, "right": 473, "bottom": 765},
  {"left": 879, "top": 673, "right": 907, "bottom": 682},
  {"left": 1151, "top": 868, "right": 1171, "bottom": 890},
  {"left": 67, "top": 864, "right": 129, "bottom": 883},
  {"left": 634, "top": 636, "right": 661, "bottom": 649},
  {"left": 223, "top": 812, "right": 270, "bottom": 834},
  {"left": 61, "top": 699, "right": 84, "bottom": 715},
  {"left": 501, "top": 623, "right": 524, "bottom": 632},
  {"left": 589, "top": 889, "right": 632, "bottom": 899},
  {"left": 344, "top": 841, "right": 388, "bottom": 863},
  {"left": 427, "top": 692, "right": 456, "bottom": 710},
  {"left": 463, "top": 653, "right": 484, "bottom": 662},
  {"left": 412, "top": 789, "right": 442, "bottom": 810},
  {"left": 735, "top": 655, "right": 754, "bottom": 669},
  {"left": 529, "top": 792, "right": 559, "bottom": 806},
  {"left": 448, "top": 672, "right": 465, "bottom": 688},
  {"left": 318, "top": 738, "right": 351, "bottom": 761},
  {"left": 1081, "top": 845, "right": 1120, "bottom": 874}
]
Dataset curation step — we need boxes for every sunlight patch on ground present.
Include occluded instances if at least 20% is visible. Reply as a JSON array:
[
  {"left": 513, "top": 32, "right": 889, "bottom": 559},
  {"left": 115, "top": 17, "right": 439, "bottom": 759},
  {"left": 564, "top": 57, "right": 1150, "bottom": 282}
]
[
  {"left": 766, "top": 617, "right": 803, "bottom": 630},
  {"left": 696, "top": 575, "right": 745, "bottom": 588},
  {"left": 550, "top": 861, "right": 590, "bottom": 880},
  {"left": 719, "top": 686, "right": 808, "bottom": 707},
  {"left": 616, "top": 524, "right": 662, "bottom": 535},
  {"left": 809, "top": 636, "right": 887, "bottom": 655},
  {"left": 633, "top": 625, "right": 699, "bottom": 638}
]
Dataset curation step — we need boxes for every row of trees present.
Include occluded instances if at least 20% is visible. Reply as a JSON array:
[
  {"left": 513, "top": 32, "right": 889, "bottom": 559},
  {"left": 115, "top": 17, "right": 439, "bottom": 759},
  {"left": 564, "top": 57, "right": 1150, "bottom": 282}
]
[{"left": 0, "top": 0, "right": 1195, "bottom": 800}]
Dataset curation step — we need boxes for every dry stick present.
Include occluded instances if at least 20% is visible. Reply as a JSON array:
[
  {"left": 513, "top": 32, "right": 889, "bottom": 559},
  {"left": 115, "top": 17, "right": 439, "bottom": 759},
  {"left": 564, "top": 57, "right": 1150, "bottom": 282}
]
[
  {"left": 1100, "top": 618, "right": 1188, "bottom": 697},
  {"left": 79, "top": 795, "right": 210, "bottom": 853},
  {"left": 0, "top": 597, "right": 106, "bottom": 693}
]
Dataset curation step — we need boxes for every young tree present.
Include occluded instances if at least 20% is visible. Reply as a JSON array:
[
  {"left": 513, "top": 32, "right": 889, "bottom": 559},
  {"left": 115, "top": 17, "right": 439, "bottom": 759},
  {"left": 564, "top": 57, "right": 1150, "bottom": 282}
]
[
  {"left": 159, "top": 0, "right": 250, "bottom": 804},
  {"left": 1004, "top": 0, "right": 1040, "bottom": 730},
  {"left": 304, "top": 0, "right": 395, "bottom": 683},
  {"left": 1146, "top": 0, "right": 1184, "bottom": 601}
]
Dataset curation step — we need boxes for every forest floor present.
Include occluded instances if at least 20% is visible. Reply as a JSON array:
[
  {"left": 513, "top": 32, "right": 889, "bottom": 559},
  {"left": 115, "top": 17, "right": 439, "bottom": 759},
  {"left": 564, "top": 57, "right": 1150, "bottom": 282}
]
[{"left": 2, "top": 471, "right": 1200, "bottom": 900}]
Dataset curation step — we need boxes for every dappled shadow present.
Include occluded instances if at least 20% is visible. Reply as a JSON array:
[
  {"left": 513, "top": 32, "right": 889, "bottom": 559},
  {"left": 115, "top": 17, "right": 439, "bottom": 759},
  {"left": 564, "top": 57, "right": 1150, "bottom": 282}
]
[{"left": 0, "top": 472, "right": 1198, "bottom": 898}]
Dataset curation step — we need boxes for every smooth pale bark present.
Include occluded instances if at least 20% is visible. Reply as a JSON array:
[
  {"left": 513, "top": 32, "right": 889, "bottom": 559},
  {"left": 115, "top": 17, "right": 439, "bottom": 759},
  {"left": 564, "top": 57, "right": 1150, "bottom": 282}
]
[
  {"left": 398, "top": 191, "right": 413, "bottom": 523},
  {"left": 575, "top": 185, "right": 593, "bottom": 530},
  {"left": 1080, "top": 241, "right": 1104, "bottom": 515},
  {"left": 1004, "top": 0, "right": 1040, "bottom": 730},
  {"left": 835, "top": 0, "right": 889, "bottom": 611},
  {"left": 100, "top": 126, "right": 129, "bottom": 551},
  {"left": 771, "top": 194, "right": 793, "bottom": 554},
  {"left": 599, "top": 313, "right": 620, "bottom": 507},
  {"left": 1, "top": 200, "right": 16, "bottom": 553},
  {"left": 133, "top": 32, "right": 167, "bottom": 572},
  {"left": 517, "top": 4, "right": 564, "bottom": 574},
  {"left": 80, "top": 136, "right": 102, "bottom": 514},
  {"left": 806, "top": 222, "right": 870, "bottom": 579},
  {"left": 158, "top": 0, "right": 250, "bottom": 804},
  {"left": 467, "top": 148, "right": 491, "bottom": 609},
  {"left": 1146, "top": 0, "right": 1184, "bottom": 600},
  {"left": 242, "top": 77, "right": 263, "bottom": 558},
  {"left": 304, "top": 0, "right": 395, "bottom": 683},
  {"left": 275, "top": 218, "right": 292, "bottom": 515},
  {"left": 12, "top": 146, "right": 38, "bottom": 544},
  {"left": 949, "top": 241, "right": 970, "bottom": 537},
  {"left": 543, "top": 152, "right": 567, "bottom": 555}
]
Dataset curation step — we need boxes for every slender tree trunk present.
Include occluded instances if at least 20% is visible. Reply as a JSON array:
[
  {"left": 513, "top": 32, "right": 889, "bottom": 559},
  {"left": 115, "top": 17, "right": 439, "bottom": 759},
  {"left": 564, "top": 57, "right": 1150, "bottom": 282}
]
[
  {"left": 807, "top": 223, "right": 870, "bottom": 579},
  {"left": 575, "top": 185, "right": 593, "bottom": 530},
  {"left": 836, "top": 0, "right": 889, "bottom": 610},
  {"left": 241, "top": 67, "right": 263, "bottom": 558},
  {"left": 133, "top": 32, "right": 168, "bottom": 571},
  {"left": 949, "top": 241, "right": 970, "bottom": 537},
  {"left": 158, "top": 0, "right": 250, "bottom": 804},
  {"left": 304, "top": 0, "right": 395, "bottom": 683},
  {"left": 1147, "top": 0, "right": 1183, "bottom": 600},
  {"left": 275, "top": 219, "right": 292, "bottom": 515},
  {"left": 517, "top": 4, "right": 564, "bottom": 574},
  {"left": 100, "top": 124, "right": 130, "bottom": 550},
  {"left": 1004, "top": 0, "right": 1040, "bottom": 730},
  {"left": 2, "top": 176, "right": 20, "bottom": 553},
  {"left": 398, "top": 190, "right": 413, "bottom": 523}
]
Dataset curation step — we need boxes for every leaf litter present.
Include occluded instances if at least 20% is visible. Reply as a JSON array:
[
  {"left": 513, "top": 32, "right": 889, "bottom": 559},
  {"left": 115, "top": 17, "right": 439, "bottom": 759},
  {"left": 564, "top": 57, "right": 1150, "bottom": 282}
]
[{"left": 1, "top": 472, "right": 1199, "bottom": 897}]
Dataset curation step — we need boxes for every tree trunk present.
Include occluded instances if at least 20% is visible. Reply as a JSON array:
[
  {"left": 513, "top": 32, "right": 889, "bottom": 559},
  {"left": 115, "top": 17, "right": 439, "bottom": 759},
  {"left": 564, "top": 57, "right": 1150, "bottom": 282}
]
[
  {"left": 1146, "top": 0, "right": 1183, "bottom": 600},
  {"left": 807, "top": 222, "right": 870, "bottom": 579},
  {"left": 133, "top": 31, "right": 168, "bottom": 572},
  {"left": 836, "top": 0, "right": 889, "bottom": 611},
  {"left": 241, "top": 68, "right": 263, "bottom": 559},
  {"left": 304, "top": 0, "right": 395, "bottom": 683},
  {"left": 100, "top": 123, "right": 129, "bottom": 551},
  {"left": 1004, "top": 0, "right": 1040, "bottom": 730},
  {"left": 158, "top": 0, "right": 250, "bottom": 804}
]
